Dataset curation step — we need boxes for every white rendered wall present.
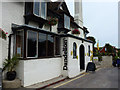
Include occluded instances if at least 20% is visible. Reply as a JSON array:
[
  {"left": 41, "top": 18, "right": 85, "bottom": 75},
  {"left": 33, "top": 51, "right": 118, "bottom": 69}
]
[
  {"left": 0, "top": 38, "right": 2, "bottom": 68},
  {"left": 16, "top": 58, "right": 62, "bottom": 87},
  {"left": 2, "top": 2, "right": 25, "bottom": 63},
  {"left": 0, "top": 1, "right": 2, "bottom": 68},
  {"left": 67, "top": 37, "right": 93, "bottom": 78}
]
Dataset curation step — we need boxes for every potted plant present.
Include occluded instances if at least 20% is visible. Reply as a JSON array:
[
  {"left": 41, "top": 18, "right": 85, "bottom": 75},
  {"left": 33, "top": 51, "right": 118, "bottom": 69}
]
[
  {"left": 3, "top": 55, "right": 20, "bottom": 81},
  {"left": 72, "top": 29, "right": 80, "bottom": 36},
  {"left": 0, "top": 28, "right": 8, "bottom": 40},
  {"left": 47, "top": 17, "right": 58, "bottom": 26}
]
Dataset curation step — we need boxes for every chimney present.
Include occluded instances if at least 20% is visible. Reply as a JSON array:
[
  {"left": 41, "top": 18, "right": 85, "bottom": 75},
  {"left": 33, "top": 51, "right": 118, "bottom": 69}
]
[{"left": 74, "top": 0, "right": 83, "bottom": 27}]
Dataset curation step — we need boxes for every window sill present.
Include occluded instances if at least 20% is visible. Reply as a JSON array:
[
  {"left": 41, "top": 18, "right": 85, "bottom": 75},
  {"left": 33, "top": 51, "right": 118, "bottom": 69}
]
[{"left": 20, "top": 56, "right": 62, "bottom": 60}]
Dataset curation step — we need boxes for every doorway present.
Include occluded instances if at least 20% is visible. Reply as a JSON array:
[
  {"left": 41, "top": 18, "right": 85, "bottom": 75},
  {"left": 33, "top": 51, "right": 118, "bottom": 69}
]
[{"left": 79, "top": 45, "right": 85, "bottom": 71}]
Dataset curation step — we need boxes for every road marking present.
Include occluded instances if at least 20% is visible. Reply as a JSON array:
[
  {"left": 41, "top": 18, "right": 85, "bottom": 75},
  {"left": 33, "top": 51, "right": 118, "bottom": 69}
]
[{"left": 53, "top": 73, "right": 89, "bottom": 88}]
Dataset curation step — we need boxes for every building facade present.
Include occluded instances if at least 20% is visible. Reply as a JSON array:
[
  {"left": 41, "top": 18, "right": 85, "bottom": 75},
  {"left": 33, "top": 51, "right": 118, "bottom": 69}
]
[{"left": 0, "top": 0, "right": 93, "bottom": 87}]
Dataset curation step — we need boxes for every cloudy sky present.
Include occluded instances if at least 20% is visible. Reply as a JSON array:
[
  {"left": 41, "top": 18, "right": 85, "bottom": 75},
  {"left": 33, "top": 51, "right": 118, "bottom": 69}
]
[{"left": 52, "top": 0, "right": 118, "bottom": 48}]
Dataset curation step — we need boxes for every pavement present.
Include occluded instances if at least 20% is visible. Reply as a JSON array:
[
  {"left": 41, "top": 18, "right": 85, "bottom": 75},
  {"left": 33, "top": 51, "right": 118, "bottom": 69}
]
[
  {"left": 2, "top": 66, "right": 120, "bottom": 89},
  {"left": 47, "top": 67, "right": 119, "bottom": 89}
]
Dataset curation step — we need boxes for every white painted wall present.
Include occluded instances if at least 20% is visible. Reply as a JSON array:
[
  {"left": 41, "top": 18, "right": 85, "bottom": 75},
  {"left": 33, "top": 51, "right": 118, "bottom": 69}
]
[
  {"left": 16, "top": 58, "right": 62, "bottom": 87},
  {"left": 0, "top": 38, "right": 2, "bottom": 68},
  {"left": 2, "top": 2, "right": 25, "bottom": 62},
  {"left": 67, "top": 37, "right": 93, "bottom": 78}
]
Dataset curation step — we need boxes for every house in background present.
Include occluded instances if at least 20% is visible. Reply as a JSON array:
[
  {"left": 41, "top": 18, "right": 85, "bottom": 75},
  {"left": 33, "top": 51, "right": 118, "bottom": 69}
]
[
  {"left": 99, "top": 45, "right": 118, "bottom": 56},
  {"left": 0, "top": 0, "right": 93, "bottom": 87}
]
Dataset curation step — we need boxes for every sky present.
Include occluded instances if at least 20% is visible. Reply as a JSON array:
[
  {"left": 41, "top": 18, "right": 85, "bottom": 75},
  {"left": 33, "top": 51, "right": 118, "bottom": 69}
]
[{"left": 52, "top": 0, "right": 118, "bottom": 48}]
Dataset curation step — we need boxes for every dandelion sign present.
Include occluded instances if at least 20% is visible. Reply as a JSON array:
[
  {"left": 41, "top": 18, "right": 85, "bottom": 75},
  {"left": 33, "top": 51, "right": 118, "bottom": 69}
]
[{"left": 63, "top": 38, "right": 68, "bottom": 70}]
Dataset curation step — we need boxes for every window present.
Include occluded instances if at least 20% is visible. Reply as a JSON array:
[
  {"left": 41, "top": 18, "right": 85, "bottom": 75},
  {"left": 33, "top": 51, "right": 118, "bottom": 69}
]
[
  {"left": 16, "top": 30, "right": 24, "bottom": 57},
  {"left": 55, "top": 36, "right": 60, "bottom": 55},
  {"left": 73, "top": 42, "right": 77, "bottom": 58},
  {"left": 27, "top": 30, "right": 38, "bottom": 58},
  {"left": 33, "top": 1, "right": 46, "bottom": 19},
  {"left": 64, "top": 14, "right": 70, "bottom": 29},
  {"left": 38, "top": 33, "right": 47, "bottom": 57},
  {"left": 41, "top": 2, "right": 46, "bottom": 19},
  {"left": 88, "top": 45, "right": 90, "bottom": 56},
  {"left": 47, "top": 35, "right": 54, "bottom": 56}
]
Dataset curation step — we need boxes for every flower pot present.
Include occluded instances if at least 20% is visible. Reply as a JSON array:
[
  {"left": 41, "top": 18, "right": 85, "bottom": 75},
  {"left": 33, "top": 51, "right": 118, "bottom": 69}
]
[{"left": 6, "top": 71, "right": 16, "bottom": 81}]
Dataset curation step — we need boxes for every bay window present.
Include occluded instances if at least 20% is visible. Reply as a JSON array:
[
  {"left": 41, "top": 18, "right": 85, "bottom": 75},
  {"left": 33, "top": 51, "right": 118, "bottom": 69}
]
[
  {"left": 64, "top": 14, "right": 70, "bottom": 29},
  {"left": 33, "top": 1, "right": 47, "bottom": 19},
  {"left": 15, "top": 30, "right": 60, "bottom": 59}
]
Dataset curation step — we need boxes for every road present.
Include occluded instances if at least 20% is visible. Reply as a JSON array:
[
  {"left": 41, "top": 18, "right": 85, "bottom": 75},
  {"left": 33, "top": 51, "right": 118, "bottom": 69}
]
[{"left": 47, "top": 67, "right": 119, "bottom": 89}]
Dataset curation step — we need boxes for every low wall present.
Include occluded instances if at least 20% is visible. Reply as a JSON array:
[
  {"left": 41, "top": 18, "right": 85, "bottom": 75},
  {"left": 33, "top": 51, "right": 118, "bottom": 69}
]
[
  {"left": 101, "top": 56, "right": 113, "bottom": 68},
  {"left": 16, "top": 58, "right": 62, "bottom": 87}
]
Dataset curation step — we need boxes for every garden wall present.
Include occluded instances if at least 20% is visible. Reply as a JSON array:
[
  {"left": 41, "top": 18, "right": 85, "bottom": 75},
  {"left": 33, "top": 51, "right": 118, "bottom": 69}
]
[{"left": 101, "top": 56, "right": 113, "bottom": 68}]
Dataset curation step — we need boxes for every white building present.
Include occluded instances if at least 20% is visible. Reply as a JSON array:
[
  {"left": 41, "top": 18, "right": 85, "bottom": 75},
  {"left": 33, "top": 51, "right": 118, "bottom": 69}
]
[{"left": 0, "top": 0, "right": 93, "bottom": 87}]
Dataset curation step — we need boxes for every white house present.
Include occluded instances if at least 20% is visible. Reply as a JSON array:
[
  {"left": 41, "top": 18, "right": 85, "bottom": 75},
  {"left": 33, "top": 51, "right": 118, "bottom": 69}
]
[{"left": 0, "top": 0, "right": 93, "bottom": 87}]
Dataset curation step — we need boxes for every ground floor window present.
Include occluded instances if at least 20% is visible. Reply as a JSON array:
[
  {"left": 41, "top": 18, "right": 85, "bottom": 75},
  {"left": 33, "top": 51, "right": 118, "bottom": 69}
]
[
  {"left": 88, "top": 45, "right": 90, "bottom": 56},
  {"left": 55, "top": 36, "right": 60, "bottom": 55},
  {"left": 15, "top": 30, "right": 60, "bottom": 59},
  {"left": 73, "top": 42, "right": 77, "bottom": 58},
  {"left": 16, "top": 30, "right": 24, "bottom": 57},
  {"left": 27, "top": 30, "right": 38, "bottom": 58}
]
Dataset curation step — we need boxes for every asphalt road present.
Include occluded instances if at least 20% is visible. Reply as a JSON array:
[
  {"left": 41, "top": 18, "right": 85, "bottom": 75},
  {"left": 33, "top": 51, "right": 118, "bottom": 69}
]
[{"left": 48, "top": 67, "right": 120, "bottom": 89}]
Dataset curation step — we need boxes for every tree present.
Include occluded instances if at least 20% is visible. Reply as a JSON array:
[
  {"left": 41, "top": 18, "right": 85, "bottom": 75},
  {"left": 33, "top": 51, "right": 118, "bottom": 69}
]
[
  {"left": 87, "top": 36, "right": 96, "bottom": 46},
  {"left": 105, "top": 43, "right": 114, "bottom": 55}
]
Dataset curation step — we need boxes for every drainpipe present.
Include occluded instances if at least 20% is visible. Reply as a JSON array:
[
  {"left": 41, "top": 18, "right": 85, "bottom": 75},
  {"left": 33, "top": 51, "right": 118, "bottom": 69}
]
[{"left": 8, "top": 34, "right": 13, "bottom": 60}]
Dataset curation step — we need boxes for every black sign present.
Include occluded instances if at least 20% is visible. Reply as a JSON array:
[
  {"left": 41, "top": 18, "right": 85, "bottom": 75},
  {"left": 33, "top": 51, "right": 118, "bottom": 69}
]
[{"left": 63, "top": 38, "right": 68, "bottom": 70}]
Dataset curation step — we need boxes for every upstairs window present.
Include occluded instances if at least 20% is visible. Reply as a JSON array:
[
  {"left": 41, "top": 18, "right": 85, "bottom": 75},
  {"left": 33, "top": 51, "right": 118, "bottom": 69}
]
[
  {"left": 64, "top": 14, "right": 70, "bottom": 29},
  {"left": 73, "top": 42, "right": 77, "bottom": 58},
  {"left": 33, "top": 1, "right": 47, "bottom": 19}
]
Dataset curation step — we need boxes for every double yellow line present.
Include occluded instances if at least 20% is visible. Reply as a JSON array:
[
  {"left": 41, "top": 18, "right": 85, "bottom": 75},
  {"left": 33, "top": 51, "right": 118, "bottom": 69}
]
[{"left": 53, "top": 73, "right": 89, "bottom": 88}]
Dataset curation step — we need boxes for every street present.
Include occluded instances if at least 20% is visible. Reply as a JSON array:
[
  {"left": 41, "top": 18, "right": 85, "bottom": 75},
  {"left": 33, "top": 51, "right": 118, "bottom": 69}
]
[{"left": 47, "top": 67, "right": 119, "bottom": 89}]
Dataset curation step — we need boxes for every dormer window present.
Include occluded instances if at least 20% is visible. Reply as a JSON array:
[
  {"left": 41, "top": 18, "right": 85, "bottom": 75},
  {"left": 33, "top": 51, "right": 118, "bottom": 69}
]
[
  {"left": 33, "top": 1, "right": 47, "bottom": 19},
  {"left": 64, "top": 14, "right": 70, "bottom": 29}
]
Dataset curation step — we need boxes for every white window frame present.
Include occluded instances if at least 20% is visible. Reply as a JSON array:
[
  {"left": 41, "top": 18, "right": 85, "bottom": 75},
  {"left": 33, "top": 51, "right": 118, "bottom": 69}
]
[
  {"left": 33, "top": 0, "right": 47, "bottom": 19},
  {"left": 26, "top": 30, "right": 38, "bottom": 58}
]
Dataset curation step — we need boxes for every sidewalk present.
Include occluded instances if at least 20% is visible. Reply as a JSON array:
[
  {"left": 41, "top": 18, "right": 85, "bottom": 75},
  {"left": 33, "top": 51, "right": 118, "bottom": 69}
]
[{"left": 20, "top": 76, "right": 67, "bottom": 89}]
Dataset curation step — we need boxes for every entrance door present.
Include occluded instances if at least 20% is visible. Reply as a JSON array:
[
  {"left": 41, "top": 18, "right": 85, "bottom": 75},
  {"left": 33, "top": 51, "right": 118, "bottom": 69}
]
[{"left": 80, "top": 45, "right": 85, "bottom": 71}]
